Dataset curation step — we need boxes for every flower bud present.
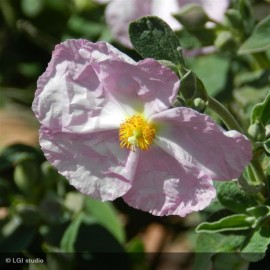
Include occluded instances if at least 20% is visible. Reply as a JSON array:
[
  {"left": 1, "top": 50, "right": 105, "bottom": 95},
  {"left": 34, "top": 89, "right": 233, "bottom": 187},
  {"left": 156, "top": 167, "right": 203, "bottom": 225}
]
[
  {"left": 193, "top": 98, "right": 207, "bottom": 112},
  {"left": 173, "top": 4, "right": 208, "bottom": 30},
  {"left": 248, "top": 121, "right": 266, "bottom": 141}
]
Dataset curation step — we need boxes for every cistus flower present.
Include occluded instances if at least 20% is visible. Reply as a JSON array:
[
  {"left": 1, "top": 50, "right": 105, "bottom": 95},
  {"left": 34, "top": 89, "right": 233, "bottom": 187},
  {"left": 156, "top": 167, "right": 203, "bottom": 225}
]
[
  {"left": 96, "top": 0, "right": 230, "bottom": 48},
  {"left": 32, "top": 39, "right": 252, "bottom": 216}
]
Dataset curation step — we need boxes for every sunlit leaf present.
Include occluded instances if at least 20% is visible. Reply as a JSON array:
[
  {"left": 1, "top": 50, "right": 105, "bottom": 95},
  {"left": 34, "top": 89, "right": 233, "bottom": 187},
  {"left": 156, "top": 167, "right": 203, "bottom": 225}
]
[{"left": 84, "top": 197, "right": 125, "bottom": 244}]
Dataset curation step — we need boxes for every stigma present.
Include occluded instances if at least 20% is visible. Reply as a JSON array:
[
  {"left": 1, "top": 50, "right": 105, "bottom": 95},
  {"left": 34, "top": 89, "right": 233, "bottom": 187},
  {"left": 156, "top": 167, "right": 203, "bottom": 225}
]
[{"left": 119, "top": 115, "right": 156, "bottom": 151}]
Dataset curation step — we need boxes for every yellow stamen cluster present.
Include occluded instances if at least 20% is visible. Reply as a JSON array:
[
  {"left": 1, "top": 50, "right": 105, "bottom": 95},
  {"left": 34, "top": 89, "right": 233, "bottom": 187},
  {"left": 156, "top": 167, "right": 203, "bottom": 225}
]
[{"left": 119, "top": 115, "right": 156, "bottom": 151}]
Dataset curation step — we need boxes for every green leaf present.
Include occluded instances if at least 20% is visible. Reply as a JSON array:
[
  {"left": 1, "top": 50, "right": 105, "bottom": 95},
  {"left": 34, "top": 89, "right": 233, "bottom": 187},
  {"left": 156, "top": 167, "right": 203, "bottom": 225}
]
[
  {"left": 241, "top": 222, "right": 270, "bottom": 262},
  {"left": 196, "top": 214, "right": 252, "bottom": 233},
  {"left": 129, "top": 16, "right": 184, "bottom": 65},
  {"left": 238, "top": 15, "right": 270, "bottom": 54},
  {"left": 194, "top": 233, "right": 247, "bottom": 270},
  {"left": 60, "top": 213, "right": 125, "bottom": 253},
  {"left": 84, "top": 197, "right": 125, "bottom": 244},
  {"left": 193, "top": 253, "right": 213, "bottom": 270},
  {"left": 186, "top": 55, "right": 230, "bottom": 97},
  {"left": 60, "top": 213, "right": 94, "bottom": 252},
  {"left": 194, "top": 253, "right": 249, "bottom": 270},
  {"left": 233, "top": 86, "right": 269, "bottom": 107},
  {"left": 224, "top": 9, "right": 243, "bottom": 31},
  {"left": 216, "top": 182, "right": 258, "bottom": 213},
  {"left": 264, "top": 138, "right": 270, "bottom": 154},
  {"left": 212, "top": 253, "right": 249, "bottom": 270},
  {"left": 251, "top": 93, "right": 270, "bottom": 125},
  {"left": 246, "top": 205, "right": 270, "bottom": 220},
  {"left": 195, "top": 232, "right": 246, "bottom": 252},
  {"left": 237, "top": 0, "right": 254, "bottom": 36}
]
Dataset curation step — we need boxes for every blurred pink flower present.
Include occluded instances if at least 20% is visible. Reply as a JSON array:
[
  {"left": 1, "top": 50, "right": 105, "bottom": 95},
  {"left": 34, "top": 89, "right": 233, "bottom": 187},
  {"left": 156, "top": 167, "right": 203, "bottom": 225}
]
[
  {"left": 98, "top": 0, "right": 230, "bottom": 48},
  {"left": 32, "top": 39, "right": 252, "bottom": 216}
]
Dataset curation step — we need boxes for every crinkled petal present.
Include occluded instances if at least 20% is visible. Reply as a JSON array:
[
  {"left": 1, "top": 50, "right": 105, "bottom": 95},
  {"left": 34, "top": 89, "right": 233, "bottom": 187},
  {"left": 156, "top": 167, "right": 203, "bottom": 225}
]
[
  {"left": 123, "top": 145, "right": 216, "bottom": 216},
  {"left": 40, "top": 127, "right": 139, "bottom": 201},
  {"left": 106, "top": 0, "right": 152, "bottom": 48},
  {"left": 151, "top": 107, "right": 252, "bottom": 180},
  {"left": 96, "top": 58, "right": 180, "bottom": 118},
  {"left": 32, "top": 39, "right": 137, "bottom": 134}
]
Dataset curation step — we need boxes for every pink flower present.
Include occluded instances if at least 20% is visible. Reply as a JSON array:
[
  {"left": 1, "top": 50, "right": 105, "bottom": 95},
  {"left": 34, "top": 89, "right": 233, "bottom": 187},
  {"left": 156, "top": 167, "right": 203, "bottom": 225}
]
[
  {"left": 32, "top": 39, "right": 252, "bottom": 216},
  {"left": 98, "top": 0, "right": 230, "bottom": 48}
]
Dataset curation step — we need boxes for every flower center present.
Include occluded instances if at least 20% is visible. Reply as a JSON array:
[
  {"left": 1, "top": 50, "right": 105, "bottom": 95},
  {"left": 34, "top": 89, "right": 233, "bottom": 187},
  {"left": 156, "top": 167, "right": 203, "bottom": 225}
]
[{"left": 119, "top": 115, "right": 156, "bottom": 151}]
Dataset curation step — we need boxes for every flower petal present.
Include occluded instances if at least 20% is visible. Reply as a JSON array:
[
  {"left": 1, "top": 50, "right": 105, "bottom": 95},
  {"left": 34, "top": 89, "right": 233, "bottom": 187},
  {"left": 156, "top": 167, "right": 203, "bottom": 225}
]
[
  {"left": 151, "top": 0, "right": 182, "bottom": 30},
  {"left": 151, "top": 107, "right": 252, "bottom": 180},
  {"left": 199, "top": 0, "right": 230, "bottom": 22},
  {"left": 97, "top": 58, "right": 180, "bottom": 118},
  {"left": 40, "top": 127, "right": 139, "bottom": 201},
  {"left": 105, "top": 0, "right": 229, "bottom": 48},
  {"left": 32, "top": 39, "right": 137, "bottom": 134},
  {"left": 106, "top": 0, "right": 152, "bottom": 48},
  {"left": 123, "top": 145, "right": 216, "bottom": 216}
]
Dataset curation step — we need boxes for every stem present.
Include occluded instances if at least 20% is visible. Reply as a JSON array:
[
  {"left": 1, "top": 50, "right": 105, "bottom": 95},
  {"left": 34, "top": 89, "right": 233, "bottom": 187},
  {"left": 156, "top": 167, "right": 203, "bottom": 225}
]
[{"left": 207, "top": 96, "right": 243, "bottom": 132}]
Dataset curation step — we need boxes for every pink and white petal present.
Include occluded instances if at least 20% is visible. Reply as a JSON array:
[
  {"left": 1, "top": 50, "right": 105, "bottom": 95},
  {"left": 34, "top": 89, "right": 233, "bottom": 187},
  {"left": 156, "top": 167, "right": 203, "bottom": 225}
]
[
  {"left": 123, "top": 145, "right": 216, "bottom": 216},
  {"left": 151, "top": 0, "right": 181, "bottom": 30},
  {"left": 177, "top": 0, "right": 229, "bottom": 22},
  {"left": 32, "top": 39, "right": 136, "bottom": 134},
  {"left": 40, "top": 127, "right": 139, "bottom": 201},
  {"left": 200, "top": 0, "right": 230, "bottom": 22},
  {"left": 151, "top": 107, "right": 252, "bottom": 181},
  {"left": 105, "top": 0, "right": 152, "bottom": 48},
  {"left": 97, "top": 58, "right": 180, "bottom": 118}
]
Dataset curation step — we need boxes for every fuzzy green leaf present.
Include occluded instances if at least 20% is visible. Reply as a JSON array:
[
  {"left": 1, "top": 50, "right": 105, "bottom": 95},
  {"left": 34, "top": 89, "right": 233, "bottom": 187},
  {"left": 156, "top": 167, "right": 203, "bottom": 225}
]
[
  {"left": 217, "top": 182, "right": 258, "bottom": 213},
  {"left": 129, "top": 16, "right": 184, "bottom": 65},
  {"left": 241, "top": 222, "right": 270, "bottom": 262},
  {"left": 195, "top": 232, "right": 246, "bottom": 252},
  {"left": 196, "top": 214, "right": 252, "bottom": 233}
]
